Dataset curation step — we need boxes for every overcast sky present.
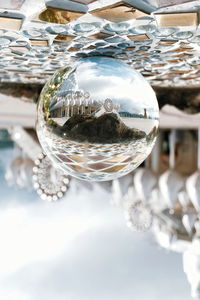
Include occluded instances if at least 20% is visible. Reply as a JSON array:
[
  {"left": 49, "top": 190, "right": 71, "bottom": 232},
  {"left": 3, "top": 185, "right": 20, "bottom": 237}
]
[
  {"left": 0, "top": 148, "right": 193, "bottom": 300},
  {"left": 76, "top": 57, "right": 159, "bottom": 115}
]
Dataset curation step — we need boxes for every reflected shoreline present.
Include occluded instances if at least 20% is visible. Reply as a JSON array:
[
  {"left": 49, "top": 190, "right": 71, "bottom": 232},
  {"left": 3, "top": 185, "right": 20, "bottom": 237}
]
[{"left": 47, "top": 112, "right": 157, "bottom": 144}]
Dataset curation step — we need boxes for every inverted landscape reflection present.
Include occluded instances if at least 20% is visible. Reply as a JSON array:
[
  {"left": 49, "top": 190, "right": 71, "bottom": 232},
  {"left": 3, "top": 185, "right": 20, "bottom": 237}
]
[{"left": 37, "top": 57, "right": 159, "bottom": 181}]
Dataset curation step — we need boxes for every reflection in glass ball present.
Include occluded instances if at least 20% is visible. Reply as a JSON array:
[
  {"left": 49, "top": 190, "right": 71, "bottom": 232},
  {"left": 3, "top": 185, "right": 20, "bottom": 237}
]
[{"left": 36, "top": 57, "right": 159, "bottom": 181}]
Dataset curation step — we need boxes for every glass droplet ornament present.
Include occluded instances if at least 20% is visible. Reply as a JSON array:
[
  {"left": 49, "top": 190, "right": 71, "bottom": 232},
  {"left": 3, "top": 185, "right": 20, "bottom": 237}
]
[
  {"left": 124, "top": 201, "right": 153, "bottom": 232},
  {"left": 33, "top": 152, "right": 70, "bottom": 201},
  {"left": 36, "top": 57, "right": 159, "bottom": 181}
]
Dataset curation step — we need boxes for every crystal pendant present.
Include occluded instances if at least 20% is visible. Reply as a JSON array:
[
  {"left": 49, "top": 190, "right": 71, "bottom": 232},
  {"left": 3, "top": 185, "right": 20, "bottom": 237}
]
[
  {"left": 33, "top": 153, "right": 70, "bottom": 201},
  {"left": 125, "top": 201, "right": 153, "bottom": 232}
]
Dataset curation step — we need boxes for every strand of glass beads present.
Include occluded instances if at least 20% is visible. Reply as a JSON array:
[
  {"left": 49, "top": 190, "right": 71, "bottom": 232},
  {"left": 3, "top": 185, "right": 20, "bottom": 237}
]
[
  {"left": 33, "top": 152, "right": 70, "bottom": 201},
  {"left": 124, "top": 200, "right": 153, "bottom": 232}
]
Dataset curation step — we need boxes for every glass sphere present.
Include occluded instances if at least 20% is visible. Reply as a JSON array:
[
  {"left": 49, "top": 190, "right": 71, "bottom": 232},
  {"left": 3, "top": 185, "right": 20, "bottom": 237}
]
[{"left": 36, "top": 56, "right": 159, "bottom": 181}]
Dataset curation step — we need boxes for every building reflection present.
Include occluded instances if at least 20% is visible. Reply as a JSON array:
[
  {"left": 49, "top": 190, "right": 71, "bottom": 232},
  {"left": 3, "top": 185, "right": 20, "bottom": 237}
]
[{"left": 49, "top": 91, "right": 152, "bottom": 121}]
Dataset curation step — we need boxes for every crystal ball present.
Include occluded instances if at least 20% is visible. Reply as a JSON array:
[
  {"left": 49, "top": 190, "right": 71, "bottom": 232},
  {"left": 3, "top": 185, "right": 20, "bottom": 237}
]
[{"left": 36, "top": 56, "right": 159, "bottom": 181}]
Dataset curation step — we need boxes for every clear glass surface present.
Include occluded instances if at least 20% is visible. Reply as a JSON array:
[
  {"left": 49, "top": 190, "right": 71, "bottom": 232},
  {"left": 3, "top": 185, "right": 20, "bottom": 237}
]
[{"left": 36, "top": 56, "right": 159, "bottom": 181}]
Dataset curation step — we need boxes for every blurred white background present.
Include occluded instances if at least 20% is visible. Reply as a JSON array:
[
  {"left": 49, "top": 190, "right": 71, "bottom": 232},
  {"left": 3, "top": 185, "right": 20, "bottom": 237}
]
[{"left": 0, "top": 148, "right": 193, "bottom": 300}]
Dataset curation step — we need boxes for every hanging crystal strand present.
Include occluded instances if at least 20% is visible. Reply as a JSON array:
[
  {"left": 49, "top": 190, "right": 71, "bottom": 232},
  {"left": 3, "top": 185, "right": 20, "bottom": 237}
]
[
  {"left": 183, "top": 132, "right": 200, "bottom": 300},
  {"left": 111, "top": 178, "right": 124, "bottom": 207},
  {"left": 124, "top": 147, "right": 157, "bottom": 232},
  {"left": 33, "top": 153, "right": 70, "bottom": 202},
  {"left": 9, "top": 126, "right": 41, "bottom": 161},
  {"left": 194, "top": 128, "right": 200, "bottom": 235},
  {"left": 149, "top": 134, "right": 165, "bottom": 212},
  {"left": 18, "top": 147, "right": 27, "bottom": 189},
  {"left": 133, "top": 140, "right": 158, "bottom": 204},
  {"left": 186, "top": 128, "right": 200, "bottom": 215},
  {"left": 124, "top": 200, "right": 153, "bottom": 232},
  {"left": 151, "top": 133, "right": 161, "bottom": 175},
  {"left": 198, "top": 128, "right": 200, "bottom": 171},
  {"left": 168, "top": 129, "right": 177, "bottom": 214},
  {"left": 159, "top": 129, "right": 184, "bottom": 213},
  {"left": 5, "top": 137, "right": 34, "bottom": 190},
  {"left": 169, "top": 129, "right": 176, "bottom": 170},
  {"left": 123, "top": 134, "right": 162, "bottom": 232},
  {"left": 5, "top": 142, "right": 22, "bottom": 188},
  {"left": 176, "top": 131, "right": 190, "bottom": 215},
  {"left": 8, "top": 126, "right": 71, "bottom": 200},
  {"left": 8, "top": 127, "right": 40, "bottom": 189}
]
